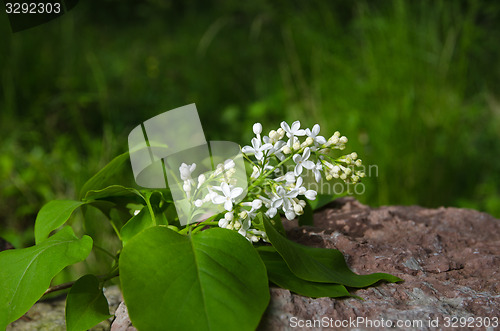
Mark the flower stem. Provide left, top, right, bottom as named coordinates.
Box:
left=43, top=267, right=120, bottom=296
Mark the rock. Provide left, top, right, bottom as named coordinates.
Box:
left=111, top=302, right=137, bottom=331
left=259, top=198, right=500, bottom=330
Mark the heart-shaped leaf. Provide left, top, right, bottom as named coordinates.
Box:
left=264, top=218, right=402, bottom=287
left=0, top=226, right=93, bottom=329
left=258, top=247, right=351, bottom=298
left=34, top=200, right=86, bottom=244
left=65, top=274, right=113, bottom=331
left=120, top=226, right=270, bottom=331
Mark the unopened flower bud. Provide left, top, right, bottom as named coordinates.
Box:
left=269, top=130, right=278, bottom=141
left=324, top=161, right=334, bottom=170
left=252, top=199, right=262, bottom=210
left=214, top=164, right=224, bottom=175
left=294, top=203, right=303, bottom=215
left=282, top=146, right=292, bottom=154
left=305, top=189, right=317, bottom=200
left=329, top=136, right=339, bottom=145
left=197, top=175, right=206, bottom=189
left=224, top=159, right=235, bottom=170
left=219, top=218, right=229, bottom=228
left=253, top=123, right=262, bottom=135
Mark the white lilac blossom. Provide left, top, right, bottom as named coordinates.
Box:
left=281, top=120, right=306, bottom=138
left=292, top=147, right=315, bottom=176
left=179, top=121, right=365, bottom=242
left=212, top=182, right=243, bottom=211
left=311, top=160, right=323, bottom=182
left=272, top=185, right=299, bottom=220
left=241, top=137, right=272, bottom=161
left=305, top=124, right=327, bottom=150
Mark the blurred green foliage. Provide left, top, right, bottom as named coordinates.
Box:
left=1, top=0, right=500, bottom=249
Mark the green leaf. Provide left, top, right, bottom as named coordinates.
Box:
left=263, top=218, right=402, bottom=287
left=80, top=152, right=130, bottom=199
left=120, top=227, right=270, bottom=331
left=34, top=200, right=86, bottom=244
left=65, top=274, right=113, bottom=331
left=165, top=203, right=179, bottom=224
left=83, top=185, right=144, bottom=202
left=271, top=213, right=287, bottom=236
left=258, top=247, right=351, bottom=298
left=83, top=185, right=146, bottom=224
left=253, top=212, right=286, bottom=236
left=297, top=200, right=314, bottom=226
left=0, top=227, right=93, bottom=329
left=119, top=208, right=154, bottom=245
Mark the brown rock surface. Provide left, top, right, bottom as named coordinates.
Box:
left=259, top=198, right=500, bottom=330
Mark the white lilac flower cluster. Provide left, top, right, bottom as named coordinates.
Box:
left=178, top=159, right=241, bottom=210
left=178, top=121, right=365, bottom=242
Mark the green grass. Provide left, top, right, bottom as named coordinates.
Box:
left=1, top=0, right=500, bottom=249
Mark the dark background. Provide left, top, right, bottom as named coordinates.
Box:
left=1, top=0, right=500, bottom=248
